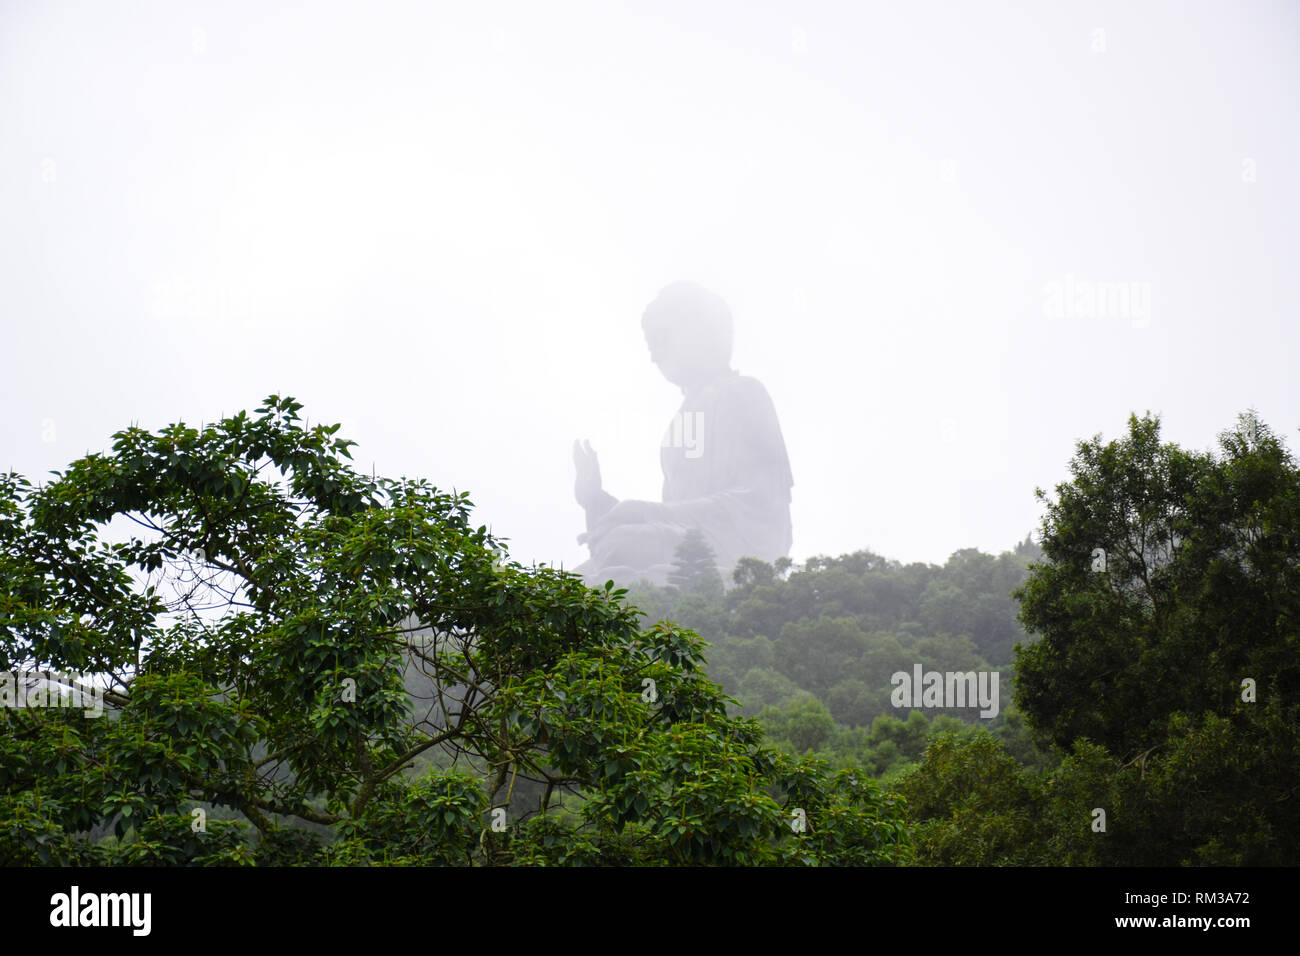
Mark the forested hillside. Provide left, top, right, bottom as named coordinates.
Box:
left=624, top=535, right=1044, bottom=777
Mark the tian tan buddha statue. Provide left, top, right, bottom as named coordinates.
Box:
left=572, top=282, right=793, bottom=588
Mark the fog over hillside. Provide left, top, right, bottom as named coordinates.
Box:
left=3, top=1, right=1297, bottom=573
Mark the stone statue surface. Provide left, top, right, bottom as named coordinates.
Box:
left=573, top=282, right=793, bottom=588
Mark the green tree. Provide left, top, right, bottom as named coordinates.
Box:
left=895, top=730, right=1041, bottom=865
left=668, top=528, right=724, bottom=597
left=0, top=397, right=911, bottom=866
left=731, top=556, right=776, bottom=590
left=1008, top=410, right=1300, bottom=864
left=1016, top=411, right=1298, bottom=756
left=780, top=697, right=837, bottom=754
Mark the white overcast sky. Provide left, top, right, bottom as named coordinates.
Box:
left=3, top=0, right=1298, bottom=571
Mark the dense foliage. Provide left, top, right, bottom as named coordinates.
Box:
left=3, top=399, right=1292, bottom=866
left=623, top=535, right=1043, bottom=777
left=0, top=397, right=910, bottom=866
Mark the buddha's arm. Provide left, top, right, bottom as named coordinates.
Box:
left=657, top=483, right=783, bottom=527
left=582, top=489, right=618, bottom=531
left=573, top=439, right=618, bottom=534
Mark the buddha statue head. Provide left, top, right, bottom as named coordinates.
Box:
left=640, top=281, right=734, bottom=390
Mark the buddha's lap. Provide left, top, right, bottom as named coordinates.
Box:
left=591, top=520, right=686, bottom=566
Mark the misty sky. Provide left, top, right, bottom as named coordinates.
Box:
left=3, top=0, right=1298, bottom=572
